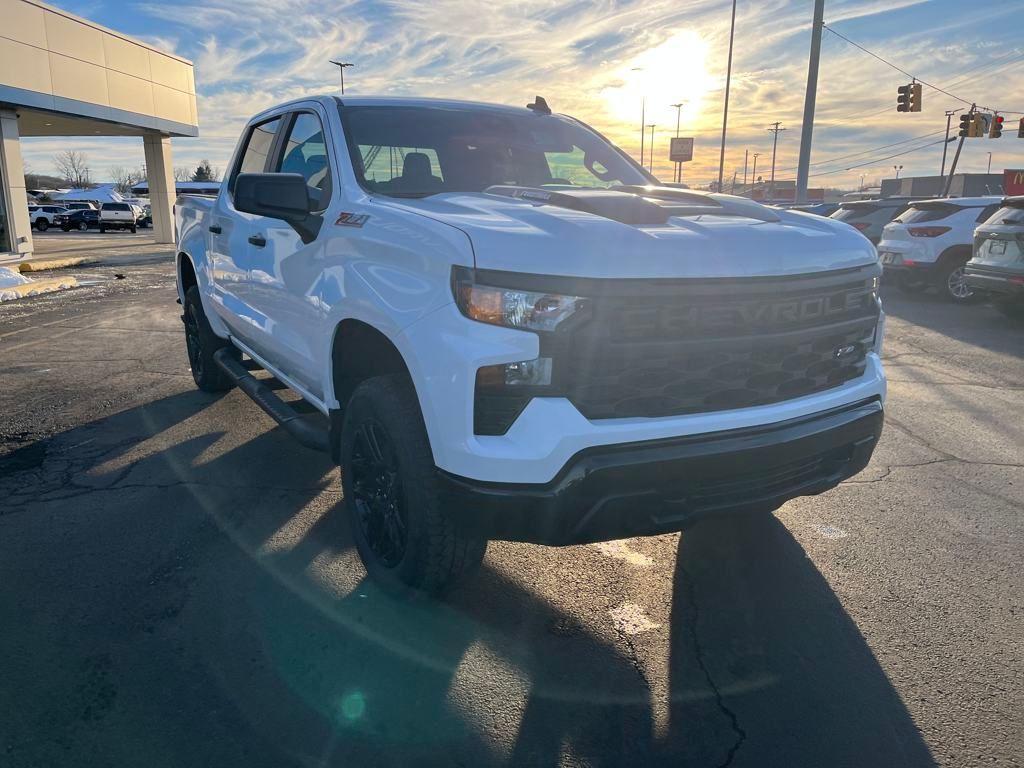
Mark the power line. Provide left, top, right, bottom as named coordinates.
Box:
left=805, top=138, right=948, bottom=178
left=822, top=24, right=1023, bottom=115
left=775, top=129, right=946, bottom=174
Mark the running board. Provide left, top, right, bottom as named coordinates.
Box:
left=213, top=348, right=329, bottom=453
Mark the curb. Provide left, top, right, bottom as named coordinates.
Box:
left=0, top=276, right=79, bottom=302
left=18, top=256, right=98, bottom=272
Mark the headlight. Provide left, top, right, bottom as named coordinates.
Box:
left=453, top=270, right=584, bottom=332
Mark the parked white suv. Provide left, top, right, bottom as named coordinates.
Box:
left=877, top=197, right=1002, bottom=301
left=99, top=202, right=138, bottom=233
left=175, top=95, right=886, bottom=593
left=29, top=205, right=69, bottom=232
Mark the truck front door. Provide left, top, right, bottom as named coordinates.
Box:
left=241, top=109, right=334, bottom=399
left=208, top=115, right=283, bottom=344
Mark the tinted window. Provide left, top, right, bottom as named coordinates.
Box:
left=275, top=112, right=332, bottom=210
left=233, top=117, right=282, bottom=191
left=984, top=205, right=1024, bottom=225
left=341, top=105, right=649, bottom=198
left=893, top=203, right=959, bottom=224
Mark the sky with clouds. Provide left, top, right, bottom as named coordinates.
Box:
left=20, top=0, right=1024, bottom=190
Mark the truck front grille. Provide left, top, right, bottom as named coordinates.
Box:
left=472, top=265, right=881, bottom=435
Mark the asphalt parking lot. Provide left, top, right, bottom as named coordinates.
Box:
left=1, top=256, right=1021, bottom=767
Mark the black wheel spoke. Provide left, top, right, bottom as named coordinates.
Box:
left=350, top=419, right=407, bottom=567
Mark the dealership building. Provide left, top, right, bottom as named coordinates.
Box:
left=0, top=0, right=197, bottom=261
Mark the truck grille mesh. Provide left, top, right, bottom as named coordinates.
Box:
left=557, top=271, right=879, bottom=422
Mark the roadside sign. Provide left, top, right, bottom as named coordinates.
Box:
left=1005, top=169, right=1024, bottom=196
left=669, top=137, right=694, bottom=163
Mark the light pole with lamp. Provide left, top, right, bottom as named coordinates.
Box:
left=893, top=164, right=903, bottom=180
left=670, top=102, right=685, bottom=183
left=330, top=61, right=353, bottom=95
left=646, top=124, right=656, bottom=175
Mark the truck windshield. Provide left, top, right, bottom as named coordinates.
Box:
left=339, top=105, right=651, bottom=198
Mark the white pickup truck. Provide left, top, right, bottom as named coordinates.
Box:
left=175, top=95, right=886, bottom=593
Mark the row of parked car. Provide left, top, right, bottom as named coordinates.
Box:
left=812, top=195, right=1023, bottom=318
left=27, top=201, right=152, bottom=233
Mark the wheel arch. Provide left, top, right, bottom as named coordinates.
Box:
left=327, top=318, right=422, bottom=463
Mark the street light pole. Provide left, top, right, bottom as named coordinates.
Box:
left=940, top=109, right=956, bottom=178
left=751, top=152, right=760, bottom=191
left=717, top=0, right=737, bottom=193
left=795, top=0, right=825, bottom=203
left=893, top=164, right=903, bottom=180
left=743, top=149, right=748, bottom=189
left=330, top=60, right=353, bottom=95
left=632, top=68, right=645, bottom=167
left=987, top=152, right=993, bottom=174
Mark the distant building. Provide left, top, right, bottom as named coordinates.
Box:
left=880, top=174, right=1004, bottom=199
left=132, top=180, right=221, bottom=197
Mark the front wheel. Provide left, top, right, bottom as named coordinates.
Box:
left=77, top=221, right=88, bottom=232
left=340, top=376, right=486, bottom=595
left=183, top=286, right=237, bottom=392
left=35, top=219, right=49, bottom=232
left=99, top=225, right=106, bottom=233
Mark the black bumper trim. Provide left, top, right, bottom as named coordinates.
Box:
left=439, top=398, right=883, bottom=545
left=964, top=267, right=1024, bottom=297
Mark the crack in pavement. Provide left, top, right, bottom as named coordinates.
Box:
left=677, top=562, right=746, bottom=768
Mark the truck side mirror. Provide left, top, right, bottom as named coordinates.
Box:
left=234, top=173, right=322, bottom=244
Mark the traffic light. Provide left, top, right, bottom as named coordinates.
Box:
left=897, top=85, right=912, bottom=112
left=977, top=113, right=992, bottom=137
left=959, top=112, right=974, bottom=137
left=990, top=114, right=1004, bottom=138
left=1019, top=117, right=1024, bottom=138
left=909, top=83, right=922, bottom=112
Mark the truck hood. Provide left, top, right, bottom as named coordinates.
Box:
left=382, top=189, right=877, bottom=279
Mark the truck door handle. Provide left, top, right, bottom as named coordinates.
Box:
left=208, top=224, right=222, bottom=234
left=248, top=235, right=267, bottom=247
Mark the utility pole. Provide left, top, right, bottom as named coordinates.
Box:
left=647, top=124, right=656, bottom=174
left=767, top=122, right=786, bottom=202
left=987, top=152, right=993, bottom=174
left=940, top=109, right=956, bottom=178
left=743, top=149, right=749, bottom=188
left=330, top=60, right=353, bottom=95
left=717, top=0, right=737, bottom=193
left=671, top=102, right=685, bottom=183
left=795, top=0, right=825, bottom=203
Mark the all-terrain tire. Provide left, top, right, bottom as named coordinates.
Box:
left=340, top=376, right=486, bottom=595
left=183, top=285, right=237, bottom=392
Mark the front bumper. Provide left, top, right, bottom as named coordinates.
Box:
left=438, top=397, right=883, bottom=545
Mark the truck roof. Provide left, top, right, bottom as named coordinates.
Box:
left=250, top=94, right=551, bottom=122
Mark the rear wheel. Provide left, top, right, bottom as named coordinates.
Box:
left=130, top=224, right=137, bottom=233
left=183, top=285, right=237, bottom=392
left=99, top=225, right=106, bottom=233
left=77, top=221, right=88, bottom=232
left=938, top=256, right=975, bottom=303
left=35, top=219, right=49, bottom=232
left=340, top=376, right=486, bottom=595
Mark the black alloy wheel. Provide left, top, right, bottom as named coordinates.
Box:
left=350, top=420, right=408, bottom=568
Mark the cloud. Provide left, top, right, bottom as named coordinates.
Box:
left=22, top=0, right=1024, bottom=188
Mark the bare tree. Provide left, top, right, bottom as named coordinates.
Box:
left=54, top=150, right=92, bottom=188
left=110, top=165, right=146, bottom=195
left=174, top=166, right=193, bottom=183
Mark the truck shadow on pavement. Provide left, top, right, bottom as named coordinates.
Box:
left=0, top=390, right=934, bottom=767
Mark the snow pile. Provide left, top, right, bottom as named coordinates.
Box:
left=0, top=266, right=77, bottom=302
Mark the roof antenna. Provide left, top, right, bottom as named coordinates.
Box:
left=527, top=96, right=551, bottom=115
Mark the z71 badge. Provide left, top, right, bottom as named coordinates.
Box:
left=335, top=212, right=370, bottom=227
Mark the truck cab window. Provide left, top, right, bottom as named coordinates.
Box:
left=232, top=117, right=282, bottom=193
left=276, top=112, right=332, bottom=211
